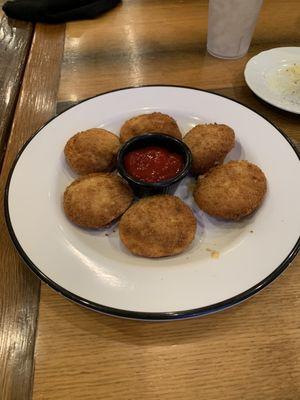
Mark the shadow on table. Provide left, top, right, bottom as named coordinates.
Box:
left=52, top=286, right=277, bottom=347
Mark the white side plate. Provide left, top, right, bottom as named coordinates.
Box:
left=244, top=47, right=300, bottom=114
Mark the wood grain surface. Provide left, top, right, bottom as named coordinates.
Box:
left=0, top=11, right=33, bottom=170
left=0, top=0, right=298, bottom=399
left=58, top=0, right=300, bottom=102
left=29, top=0, right=300, bottom=399
left=0, top=24, right=65, bottom=400
left=34, top=260, right=300, bottom=400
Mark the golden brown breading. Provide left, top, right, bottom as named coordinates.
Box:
left=183, top=123, right=235, bottom=175
left=63, top=173, right=133, bottom=228
left=194, top=161, right=267, bottom=220
left=120, top=112, right=182, bottom=143
left=119, top=195, right=196, bottom=257
left=64, top=128, right=120, bottom=175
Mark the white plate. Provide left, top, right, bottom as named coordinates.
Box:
left=5, top=86, right=300, bottom=320
left=244, top=47, right=300, bottom=114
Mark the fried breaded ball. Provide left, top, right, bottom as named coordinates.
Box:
left=120, top=112, right=182, bottom=143
left=194, top=161, right=267, bottom=220
left=64, top=128, right=120, bottom=175
left=119, top=195, right=196, bottom=257
left=63, top=173, right=133, bottom=228
left=183, top=123, right=235, bottom=175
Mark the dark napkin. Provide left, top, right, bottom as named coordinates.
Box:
left=2, top=0, right=121, bottom=23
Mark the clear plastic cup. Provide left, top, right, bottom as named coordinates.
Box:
left=207, top=0, right=263, bottom=59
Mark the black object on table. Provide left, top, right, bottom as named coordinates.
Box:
left=2, top=0, right=121, bottom=23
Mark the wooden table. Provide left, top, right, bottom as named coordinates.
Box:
left=1, top=1, right=299, bottom=399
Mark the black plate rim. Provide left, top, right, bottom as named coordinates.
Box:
left=4, top=84, right=300, bottom=320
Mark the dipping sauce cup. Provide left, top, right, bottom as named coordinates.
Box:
left=117, top=133, right=192, bottom=197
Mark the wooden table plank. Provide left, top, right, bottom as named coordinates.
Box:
left=0, top=12, right=33, bottom=170
left=34, top=258, right=300, bottom=400
left=0, top=23, right=65, bottom=400
left=31, top=0, right=300, bottom=399
left=57, top=0, right=300, bottom=102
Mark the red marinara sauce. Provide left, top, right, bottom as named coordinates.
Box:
left=124, top=146, right=184, bottom=183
